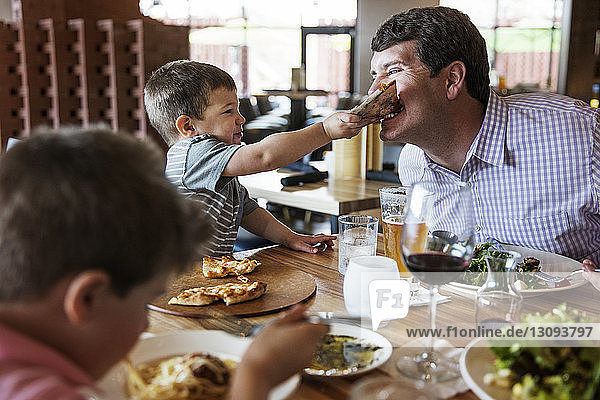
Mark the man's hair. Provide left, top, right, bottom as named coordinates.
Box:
left=371, top=6, right=490, bottom=106
left=0, top=127, right=210, bottom=301
left=144, top=60, right=237, bottom=146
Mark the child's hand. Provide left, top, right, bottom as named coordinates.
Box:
left=283, top=232, right=336, bottom=253
left=233, top=305, right=328, bottom=397
left=322, top=111, right=365, bottom=140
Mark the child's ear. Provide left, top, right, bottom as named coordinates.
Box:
left=63, top=271, right=110, bottom=324
left=175, top=115, right=197, bottom=138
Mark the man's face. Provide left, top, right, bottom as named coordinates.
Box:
left=369, top=41, right=445, bottom=143
left=193, top=87, right=246, bottom=145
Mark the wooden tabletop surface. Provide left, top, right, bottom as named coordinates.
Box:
left=239, top=170, right=391, bottom=216
left=146, top=236, right=600, bottom=399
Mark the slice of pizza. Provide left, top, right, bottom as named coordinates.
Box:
left=208, top=281, right=267, bottom=306
left=167, top=287, right=220, bottom=306
left=202, top=255, right=261, bottom=278
left=168, top=281, right=267, bottom=307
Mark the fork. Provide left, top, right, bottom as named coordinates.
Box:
left=534, top=268, right=600, bottom=283
left=533, top=270, right=569, bottom=283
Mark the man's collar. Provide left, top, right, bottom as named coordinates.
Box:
left=469, top=90, right=508, bottom=167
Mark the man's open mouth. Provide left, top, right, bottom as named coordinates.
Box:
left=381, top=104, right=405, bottom=121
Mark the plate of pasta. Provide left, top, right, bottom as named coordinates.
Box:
left=96, top=330, right=300, bottom=400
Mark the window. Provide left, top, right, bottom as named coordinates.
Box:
left=440, top=0, right=563, bottom=93
left=140, top=0, right=356, bottom=101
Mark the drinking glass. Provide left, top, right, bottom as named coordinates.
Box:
left=475, top=251, right=523, bottom=329
left=379, top=186, right=412, bottom=277
left=349, top=376, right=434, bottom=400
left=396, top=181, right=475, bottom=383
left=337, top=215, right=378, bottom=275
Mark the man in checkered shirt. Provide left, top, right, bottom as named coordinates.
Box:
left=368, top=6, right=600, bottom=269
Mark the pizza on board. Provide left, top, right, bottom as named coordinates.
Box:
left=168, top=281, right=267, bottom=306
left=201, top=255, right=261, bottom=278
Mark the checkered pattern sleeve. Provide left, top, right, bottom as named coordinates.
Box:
left=397, top=90, right=600, bottom=264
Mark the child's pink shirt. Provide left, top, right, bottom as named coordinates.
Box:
left=0, top=323, right=96, bottom=400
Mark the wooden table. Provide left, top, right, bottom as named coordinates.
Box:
left=146, top=237, right=600, bottom=399
left=261, top=89, right=329, bottom=130
left=239, top=170, right=391, bottom=233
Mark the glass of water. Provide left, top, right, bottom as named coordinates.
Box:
left=337, top=215, right=378, bottom=275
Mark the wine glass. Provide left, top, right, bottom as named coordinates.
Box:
left=396, top=181, right=475, bottom=383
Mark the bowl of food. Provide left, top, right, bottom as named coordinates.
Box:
left=460, top=304, right=600, bottom=399
left=304, top=323, right=393, bottom=377
left=97, top=330, right=299, bottom=400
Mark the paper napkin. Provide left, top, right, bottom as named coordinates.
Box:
left=410, top=286, right=451, bottom=307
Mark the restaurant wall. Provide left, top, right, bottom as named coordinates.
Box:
left=355, top=0, right=438, bottom=95
left=0, top=0, right=188, bottom=151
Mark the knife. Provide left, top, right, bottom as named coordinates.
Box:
left=304, top=312, right=365, bottom=325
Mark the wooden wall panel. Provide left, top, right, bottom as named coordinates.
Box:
left=93, top=19, right=118, bottom=130
left=0, top=21, right=25, bottom=149
left=1, top=1, right=190, bottom=151
left=19, top=20, right=56, bottom=130
left=139, top=18, right=189, bottom=149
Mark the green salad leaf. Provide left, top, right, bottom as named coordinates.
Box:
left=488, top=304, right=600, bottom=399
left=462, top=242, right=544, bottom=289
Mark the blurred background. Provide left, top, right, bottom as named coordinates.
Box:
left=0, top=0, right=598, bottom=151
left=0, top=0, right=598, bottom=240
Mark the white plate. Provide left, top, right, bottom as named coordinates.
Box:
left=97, top=330, right=299, bottom=400
left=459, top=338, right=510, bottom=400
left=304, top=322, right=393, bottom=377
left=449, top=244, right=587, bottom=296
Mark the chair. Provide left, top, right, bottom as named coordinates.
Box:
left=239, top=97, right=290, bottom=144
left=256, top=95, right=290, bottom=119
left=233, top=227, right=275, bottom=251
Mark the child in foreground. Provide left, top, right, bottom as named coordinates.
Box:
left=144, top=60, right=369, bottom=256
left=0, top=128, right=327, bottom=400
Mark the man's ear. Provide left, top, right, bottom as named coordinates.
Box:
left=445, top=61, right=466, bottom=100
left=63, top=271, right=110, bottom=325
left=175, top=115, right=197, bottom=138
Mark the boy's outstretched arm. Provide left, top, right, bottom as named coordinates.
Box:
left=228, top=305, right=328, bottom=400
left=223, top=112, right=366, bottom=177
left=241, top=207, right=335, bottom=253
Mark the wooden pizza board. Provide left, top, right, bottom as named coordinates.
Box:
left=148, top=257, right=317, bottom=317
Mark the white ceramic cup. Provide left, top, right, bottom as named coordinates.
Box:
left=343, top=255, right=400, bottom=317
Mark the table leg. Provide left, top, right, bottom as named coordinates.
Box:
left=290, top=98, right=307, bottom=130
left=330, top=215, right=338, bottom=234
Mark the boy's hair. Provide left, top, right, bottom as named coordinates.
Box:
left=144, top=60, right=237, bottom=146
left=371, top=6, right=490, bottom=107
left=0, top=127, right=210, bottom=302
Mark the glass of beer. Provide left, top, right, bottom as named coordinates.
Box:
left=379, top=186, right=412, bottom=276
